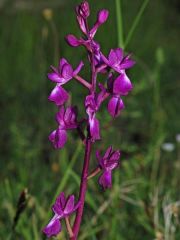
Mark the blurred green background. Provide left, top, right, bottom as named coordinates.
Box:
left=0, top=0, right=179, bottom=239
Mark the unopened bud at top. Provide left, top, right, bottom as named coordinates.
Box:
left=98, top=9, right=109, bottom=24
left=76, top=1, right=90, bottom=19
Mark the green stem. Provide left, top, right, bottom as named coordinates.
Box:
left=124, top=0, right=149, bottom=49
left=115, top=0, right=124, bottom=48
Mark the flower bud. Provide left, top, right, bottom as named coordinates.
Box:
left=76, top=1, right=90, bottom=19
left=66, top=34, right=80, bottom=47
left=98, top=9, right=109, bottom=24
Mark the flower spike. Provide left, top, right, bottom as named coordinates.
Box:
left=44, top=1, right=135, bottom=239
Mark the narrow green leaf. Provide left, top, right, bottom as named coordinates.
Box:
left=115, top=0, right=124, bottom=48
left=124, top=0, right=150, bottom=48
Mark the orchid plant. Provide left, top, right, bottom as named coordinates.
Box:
left=43, top=1, right=135, bottom=239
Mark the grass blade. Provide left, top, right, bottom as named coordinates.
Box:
left=124, top=0, right=150, bottom=48
left=115, top=0, right=124, bottom=48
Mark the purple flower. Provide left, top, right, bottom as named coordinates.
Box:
left=85, top=94, right=100, bottom=142
left=85, top=87, right=106, bottom=141
left=90, top=9, right=109, bottom=38
left=49, top=106, right=78, bottom=149
left=66, top=35, right=104, bottom=70
left=48, top=58, right=84, bottom=106
left=43, top=192, right=80, bottom=238
left=108, top=96, right=125, bottom=118
left=66, top=8, right=109, bottom=71
left=107, top=72, right=132, bottom=117
left=112, top=71, right=133, bottom=95
left=45, top=1, right=135, bottom=239
left=96, top=146, right=120, bottom=189
left=102, top=48, right=135, bottom=73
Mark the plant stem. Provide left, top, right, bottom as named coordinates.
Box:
left=87, top=167, right=101, bottom=180
left=115, top=0, right=124, bottom=48
left=71, top=20, right=96, bottom=239
left=65, top=217, right=74, bottom=238
left=74, top=75, right=91, bottom=89
left=71, top=138, right=92, bottom=240
left=124, top=0, right=149, bottom=49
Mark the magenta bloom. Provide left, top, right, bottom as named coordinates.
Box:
left=66, top=7, right=109, bottom=71
left=102, top=48, right=135, bottom=73
left=49, top=106, right=78, bottom=149
left=96, top=146, right=120, bottom=189
left=85, top=87, right=106, bottom=141
left=90, top=9, right=109, bottom=38
left=85, top=94, right=100, bottom=141
left=44, top=1, right=135, bottom=238
left=107, top=71, right=133, bottom=117
left=108, top=96, right=125, bottom=117
left=48, top=58, right=83, bottom=106
left=43, top=192, right=80, bottom=238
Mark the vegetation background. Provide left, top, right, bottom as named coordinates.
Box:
left=0, top=0, right=179, bottom=239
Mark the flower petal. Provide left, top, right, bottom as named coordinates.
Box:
left=66, top=34, right=81, bottom=47
left=104, top=146, right=113, bottom=159
left=61, top=63, right=73, bottom=81
left=108, top=48, right=123, bottom=66
left=113, top=73, right=133, bottom=95
left=73, top=61, right=84, bottom=76
left=121, top=55, right=136, bottom=69
left=108, top=96, right=125, bottom=118
left=98, top=146, right=112, bottom=168
left=64, top=195, right=75, bottom=215
left=89, top=116, right=100, bottom=141
left=90, top=10, right=109, bottom=38
left=59, top=58, right=68, bottom=70
left=116, top=48, right=124, bottom=62
left=106, top=151, right=120, bottom=170
left=56, top=106, right=65, bottom=126
left=52, top=192, right=66, bottom=215
left=110, top=150, right=121, bottom=162
left=98, top=9, right=109, bottom=24
left=43, top=216, right=61, bottom=238
left=48, top=85, right=69, bottom=106
left=77, top=15, right=87, bottom=35
left=63, top=107, right=77, bottom=129
left=96, top=84, right=107, bottom=107
left=99, top=170, right=112, bottom=189
left=49, top=129, right=67, bottom=149
left=48, top=72, right=63, bottom=83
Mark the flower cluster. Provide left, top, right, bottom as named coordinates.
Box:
left=44, top=1, right=135, bottom=238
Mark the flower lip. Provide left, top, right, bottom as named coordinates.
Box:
left=108, top=96, right=125, bottom=118
left=48, top=85, right=69, bottom=106
left=43, top=216, right=61, bottom=238
left=113, top=72, right=133, bottom=96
